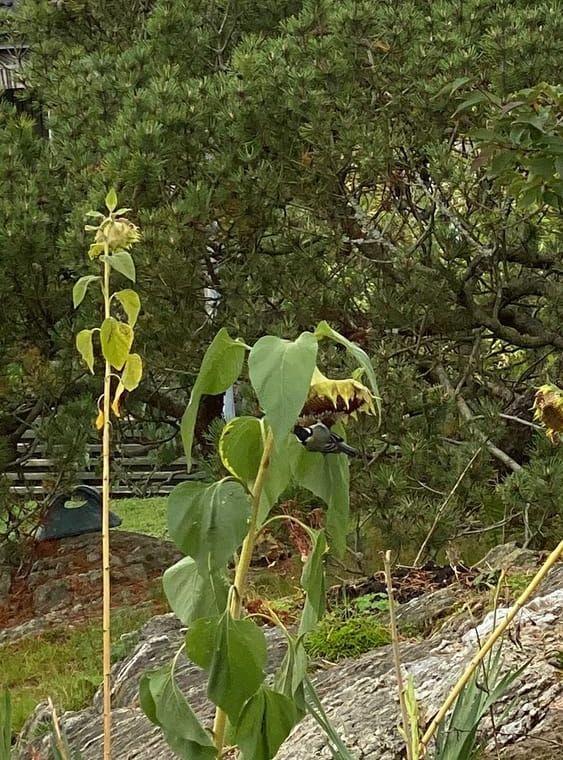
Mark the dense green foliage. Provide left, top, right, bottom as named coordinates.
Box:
left=1, top=0, right=562, bottom=559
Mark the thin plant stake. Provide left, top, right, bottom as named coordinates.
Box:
left=420, top=538, right=563, bottom=752
left=74, top=191, right=143, bottom=759
left=101, top=252, right=112, bottom=759
left=384, top=550, right=415, bottom=760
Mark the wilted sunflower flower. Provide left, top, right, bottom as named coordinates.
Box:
left=88, top=218, right=141, bottom=258
left=299, top=367, right=375, bottom=424
left=533, top=383, right=563, bottom=444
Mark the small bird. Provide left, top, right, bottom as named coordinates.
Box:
left=293, top=422, right=359, bottom=457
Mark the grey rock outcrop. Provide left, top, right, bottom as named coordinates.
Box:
left=476, top=542, right=539, bottom=571
left=17, top=565, right=563, bottom=759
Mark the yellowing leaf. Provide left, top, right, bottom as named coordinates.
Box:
left=121, top=353, right=143, bottom=391
left=76, top=329, right=95, bottom=373
left=112, top=382, right=125, bottom=417
left=87, top=242, right=105, bottom=259
left=95, top=409, right=104, bottom=429
left=72, top=275, right=100, bottom=309
left=115, top=289, right=141, bottom=326
left=219, top=417, right=263, bottom=485
left=102, top=251, right=136, bottom=282
left=100, top=317, right=133, bottom=370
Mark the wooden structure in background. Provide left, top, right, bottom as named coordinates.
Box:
left=6, top=430, right=198, bottom=497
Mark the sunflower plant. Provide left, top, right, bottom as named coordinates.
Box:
left=533, top=384, right=563, bottom=444
left=141, top=322, right=379, bottom=759
left=74, top=189, right=143, bottom=760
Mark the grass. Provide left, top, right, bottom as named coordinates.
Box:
left=1, top=496, right=169, bottom=541
left=0, top=606, right=156, bottom=735
left=505, top=570, right=535, bottom=598
left=305, top=611, right=390, bottom=661
left=305, top=595, right=392, bottom=662
left=112, top=496, right=168, bottom=539
left=0, top=497, right=168, bottom=736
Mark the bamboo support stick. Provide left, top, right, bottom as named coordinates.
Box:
left=420, top=538, right=563, bottom=752
left=102, top=256, right=112, bottom=760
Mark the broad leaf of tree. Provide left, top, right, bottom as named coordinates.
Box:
left=102, top=251, right=136, bottom=282
left=207, top=613, right=267, bottom=722
left=315, top=321, right=381, bottom=421
left=181, top=328, right=247, bottom=471
left=121, top=352, right=143, bottom=390
left=115, top=288, right=141, bottom=326
left=167, top=480, right=250, bottom=572
left=163, top=557, right=228, bottom=626
left=139, top=665, right=216, bottom=759
left=72, top=275, right=100, bottom=308
left=235, top=686, right=297, bottom=760
left=219, top=416, right=263, bottom=486
left=100, top=316, right=133, bottom=370
left=258, top=433, right=292, bottom=525
left=185, top=616, right=219, bottom=671
left=248, top=332, right=318, bottom=444
left=76, top=329, right=95, bottom=374
left=273, top=637, right=307, bottom=716
left=289, top=434, right=350, bottom=557
left=298, top=529, right=327, bottom=635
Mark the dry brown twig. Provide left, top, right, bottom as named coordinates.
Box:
left=383, top=550, right=414, bottom=760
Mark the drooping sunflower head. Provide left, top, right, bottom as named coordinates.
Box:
left=299, top=367, right=375, bottom=425
left=89, top=218, right=141, bottom=258
left=533, top=383, right=563, bottom=444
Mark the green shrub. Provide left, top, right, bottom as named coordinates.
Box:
left=505, top=571, right=535, bottom=598
left=305, top=611, right=390, bottom=661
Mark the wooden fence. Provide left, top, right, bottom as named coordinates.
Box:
left=6, top=431, right=198, bottom=497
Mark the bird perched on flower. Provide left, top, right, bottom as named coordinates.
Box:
left=293, top=366, right=377, bottom=456
left=293, top=422, right=359, bottom=456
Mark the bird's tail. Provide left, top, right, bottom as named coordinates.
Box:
left=336, top=440, right=359, bottom=457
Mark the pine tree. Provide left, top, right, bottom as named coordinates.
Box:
left=1, top=0, right=561, bottom=554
